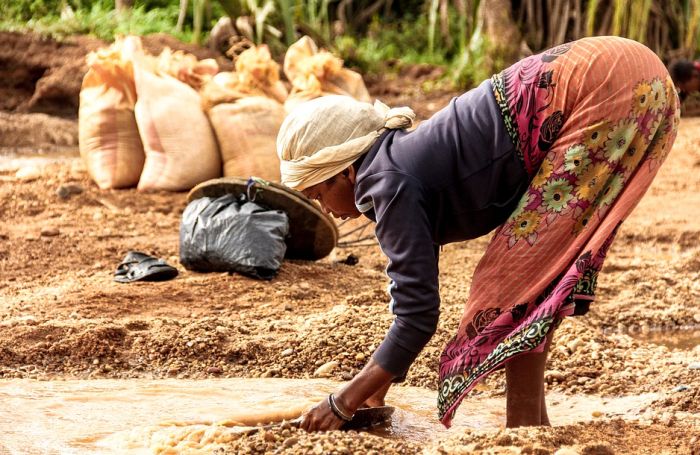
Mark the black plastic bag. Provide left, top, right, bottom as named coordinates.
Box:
left=179, top=193, right=289, bottom=280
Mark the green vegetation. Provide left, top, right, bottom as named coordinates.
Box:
left=2, top=0, right=700, bottom=89
left=0, top=0, right=199, bottom=42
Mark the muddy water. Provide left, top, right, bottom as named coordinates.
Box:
left=0, top=378, right=659, bottom=454
left=0, top=150, right=79, bottom=172
left=626, top=327, right=700, bottom=350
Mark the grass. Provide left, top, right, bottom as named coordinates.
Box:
left=5, top=0, right=697, bottom=91
left=0, top=1, right=227, bottom=43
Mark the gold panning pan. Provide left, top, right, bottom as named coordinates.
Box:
left=187, top=177, right=338, bottom=260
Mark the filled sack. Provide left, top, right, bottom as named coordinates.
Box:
left=200, top=45, right=287, bottom=181
left=179, top=193, right=289, bottom=280
left=78, top=36, right=145, bottom=189
left=133, top=53, right=221, bottom=191
left=283, top=36, right=370, bottom=112
left=208, top=97, right=286, bottom=180
left=156, top=48, right=219, bottom=90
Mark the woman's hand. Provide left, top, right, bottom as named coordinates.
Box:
left=299, top=396, right=345, bottom=432
left=300, top=358, right=396, bottom=432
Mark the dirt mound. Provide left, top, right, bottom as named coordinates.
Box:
left=216, top=423, right=418, bottom=455
left=432, top=420, right=700, bottom=454
left=0, top=31, right=232, bottom=118
left=0, top=111, right=78, bottom=149
left=0, top=32, right=101, bottom=116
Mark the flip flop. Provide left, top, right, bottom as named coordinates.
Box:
left=114, top=251, right=179, bottom=283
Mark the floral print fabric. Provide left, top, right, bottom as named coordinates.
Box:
left=437, top=37, right=680, bottom=427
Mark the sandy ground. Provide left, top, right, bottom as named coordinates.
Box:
left=1, top=32, right=699, bottom=455
left=1, top=118, right=698, bottom=453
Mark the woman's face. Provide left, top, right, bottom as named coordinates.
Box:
left=302, top=167, right=362, bottom=220
left=679, top=71, right=700, bottom=100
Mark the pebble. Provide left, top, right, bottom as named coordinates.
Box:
left=694, top=314, right=700, bottom=323
left=688, top=362, right=700, bottom=370
left=554, top=448, right=581, bottom=455
left=660, top=412, right=674, bottom=426
left=281, top=348, right=293, bottom=357
left=40, top=227, right=60, bottom=237
left=56, top=184, right=83, bottom=200
left=313, top=361, right=339, bottom=378
left=673, top=385, right=690, bottom=392
left=567, top=338, right=583, bottom=353
left=207, top=366, right=223, bottom=374
left=591, top=410, right=603, bottom=417
left=545, top=370, right=565, bottom=382
left=15, top=166, right=41, bottom=182
left=282, top=436, right=298, bottom=448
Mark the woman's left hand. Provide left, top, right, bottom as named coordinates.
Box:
left=300, top=358, right=396, bottom=432
left=300, top=396, right=346, bottom=432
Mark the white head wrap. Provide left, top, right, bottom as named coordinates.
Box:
left=277, top=95, right=415, bottom=190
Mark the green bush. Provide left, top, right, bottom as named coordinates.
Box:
left=0, top=2, right=192, bottom=41
left=333, top=12, right=459, bottom=74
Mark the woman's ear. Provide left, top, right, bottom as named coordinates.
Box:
left=344, top=166, right=357, bottom=185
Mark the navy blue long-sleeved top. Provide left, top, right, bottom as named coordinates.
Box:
left=354, top=80, right=527, bottom=377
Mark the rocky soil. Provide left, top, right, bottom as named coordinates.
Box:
left=0, top=31, right=698, bottom=455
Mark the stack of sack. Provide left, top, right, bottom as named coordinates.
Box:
left=79, top=35, right=371, bottom=191
left=79, top=36, right=220, bottom=191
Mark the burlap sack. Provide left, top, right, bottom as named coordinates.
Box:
left=209, top=97, right=285, bottom=180
left=78, top=37, right=145, bottom=189
left=283, top=36, right=370, bottom=112
left=200, top=45, right=287, bottom=181
left=156, top=48, right=219, bottom=90
left=133, top=57, right=221, bottom=192
left=200, top=45, right=288, bottom=110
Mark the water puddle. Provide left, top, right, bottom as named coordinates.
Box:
left=0, top=378, right=658, bottom=454
left=626, top=326, right=700, bottom=350
left=0, top=149, right=79, bottom=172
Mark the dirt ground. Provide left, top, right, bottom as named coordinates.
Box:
left=1, top=32, right=699, bottom=454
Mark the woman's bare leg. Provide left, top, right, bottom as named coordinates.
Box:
left=539, top=382, right=550, bottom=425
left=505, top=330, right=554, bottom=428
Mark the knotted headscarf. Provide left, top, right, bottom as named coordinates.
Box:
left=277, top=95, right=415, bottom=190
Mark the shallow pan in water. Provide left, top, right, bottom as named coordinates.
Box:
left=239, top=406, right=395, bottom=435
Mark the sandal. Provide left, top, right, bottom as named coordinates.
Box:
left=114, top=251, right=179, bottom=283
